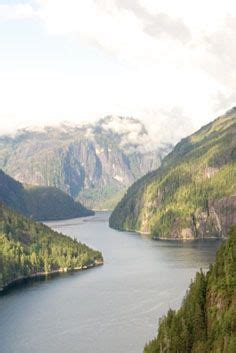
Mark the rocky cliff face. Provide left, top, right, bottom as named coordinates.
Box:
left=110, top=109, right=236, bottom=239
left=0, top=116, right=171, bottom=209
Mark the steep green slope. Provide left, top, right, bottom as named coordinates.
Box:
left=110, top=109, right=236, bottom=239
left=144, top=226, right=236, bottom=353
left=0, top=203, right=103, bottom=291
left=0, top=170, right=94, bottom=221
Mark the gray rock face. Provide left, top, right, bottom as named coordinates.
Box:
left=0, top=116, right=171, bottom=209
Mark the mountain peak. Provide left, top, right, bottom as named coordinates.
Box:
left=224, top=106, right=236, bottom=116
left=0, top=117, right=171, bottom=210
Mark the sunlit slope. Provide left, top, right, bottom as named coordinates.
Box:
left=0, top=203, right=102, bottom=291
left=110, top=109, right=236, bottom=239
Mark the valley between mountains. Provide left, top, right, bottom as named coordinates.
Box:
left=0, top=109, right=235, bottom=353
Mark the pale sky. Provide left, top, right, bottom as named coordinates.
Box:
left=1, top=0, right=236, bottom=144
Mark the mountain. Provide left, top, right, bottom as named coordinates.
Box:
left=110, top=109, right=236, bottom=239
left=144, top=226, right=236, bottom=353
left=0, top=203, right=103, bottom=291
left=0, top=169, right=94, bottom=221
left=0, top=116, right=171, bottom=210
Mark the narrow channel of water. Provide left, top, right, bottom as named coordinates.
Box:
left=0, top=212, right=221, bottom=353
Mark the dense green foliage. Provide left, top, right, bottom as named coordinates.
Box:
left=79, top=186, right=127, bottom=210
left=0, top=169, right=94, bottom=221
left=0, top=203, right=103, bottom=290
left=144, top=226, right=236, bottom=353
left=110, top=109, right=236, bottom=238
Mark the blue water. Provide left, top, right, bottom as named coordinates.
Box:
left=0, top=212, right=221, bottom=353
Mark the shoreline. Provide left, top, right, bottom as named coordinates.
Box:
left=0, top=260, right=103, bottom=293
left=111, top=226, right=224, bottom=241
left=151, top=235, right=225, bottom=241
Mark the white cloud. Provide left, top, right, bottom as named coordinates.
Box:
left=1, top=0, right=236, bottom=142
left=0, top=4, right=37, bottom=21
left=35, top=1, right=236, bottom=117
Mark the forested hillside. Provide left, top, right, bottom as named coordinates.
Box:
left=144, top=226, right=236, bottom=353
left=110, top=109, right=236, bottom=239
left=0, top=203, right=103, bottom=291
left=0, top=170, right=94, bottom=220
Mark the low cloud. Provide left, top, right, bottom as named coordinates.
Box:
left=1, top=1, right=236, bottom=138
left=113, top=0, right=191, bottom=43
left=0, top=4, right=37, bottom=21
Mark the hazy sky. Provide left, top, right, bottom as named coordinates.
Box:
left=1, top=0, right=236, bottom=141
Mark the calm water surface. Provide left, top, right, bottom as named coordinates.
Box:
left=0, top=212, right=221, bottom=353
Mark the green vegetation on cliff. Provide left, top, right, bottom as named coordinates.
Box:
left=110, top=109, right=236, bottom=238
left=0, top=169, right=94, bottom=221
left=0, top=203, right=103, bottom=290
left=144, top=226, right=236, bottom=353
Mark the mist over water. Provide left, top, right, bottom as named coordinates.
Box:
left=0, top=212, right=221, bottom=353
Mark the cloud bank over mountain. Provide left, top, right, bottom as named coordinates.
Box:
left=1, top=0, right=236, bottom=139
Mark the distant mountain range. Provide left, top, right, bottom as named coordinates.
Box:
left=0, top=116, right=171, bottom=210
left=110, top=108, right=236, bottom=239
left=0, top=169, right=94, bottom=221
